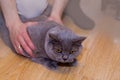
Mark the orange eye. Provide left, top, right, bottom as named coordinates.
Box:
left=71, top=50, right=75, bottom=54
left=55, top=49, right=62, bottom=53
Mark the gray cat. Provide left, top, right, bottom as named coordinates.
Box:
left=0, top=14, right=86, bottom=69
left=28, top=21, right=86, bottom=69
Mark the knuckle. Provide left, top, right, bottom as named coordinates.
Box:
left=21, top=42, right=27, bottom=47
left=29, top=43, right=33, bottom=48
left=17, top=35, right=22, bottom=40
left=22, top=31, right=27, bottom=35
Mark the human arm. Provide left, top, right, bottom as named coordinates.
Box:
left=0, top=0, right=35, bottom=57
left=48, top=0, right=69, bottom=24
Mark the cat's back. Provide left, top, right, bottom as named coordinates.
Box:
left=27, top=21, right=58, bottom=56
left=27, top=21, right=58, bottom=42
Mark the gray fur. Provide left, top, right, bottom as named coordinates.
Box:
left=27, top=20, right=86, bottom=69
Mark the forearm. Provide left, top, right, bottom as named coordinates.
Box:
left=0, top=0, right=21, bottom=28
left=50, top=0, right=69, bottom=19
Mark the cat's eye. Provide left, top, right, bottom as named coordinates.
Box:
left=70, top=50, right=76, bottom=54
left=55, top=48, right=62, bottom=53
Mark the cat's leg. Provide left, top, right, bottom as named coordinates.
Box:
left=64, top=0, right=95, bottom=30
left=31, top=57, right=58, bottom=70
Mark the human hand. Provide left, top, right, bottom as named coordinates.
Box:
left=8, top=21, right=37, bottom=57
left=47, top=16, right=63, bottom=25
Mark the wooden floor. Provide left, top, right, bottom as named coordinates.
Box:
left=0, top=0, right=120, bottom=80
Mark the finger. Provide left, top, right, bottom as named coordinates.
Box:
left=18, top=36, right=33, bottom=57
left=23, top=32, right=35, bottom=50
left=13, top=43, right=19, bottom=53
left=14, top=41, right=24, bottom=56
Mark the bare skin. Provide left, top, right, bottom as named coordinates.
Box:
left=0, top=0, right=69, bottom=57
left=49, top=0, right=69, bottom=25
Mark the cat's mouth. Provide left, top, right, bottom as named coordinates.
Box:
left=57, top=59, right=76, bottom=66
left=57, top=62, right=73, bottom=67
left=56, top=58, right=75, bottom=63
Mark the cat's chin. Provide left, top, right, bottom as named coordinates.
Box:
left=57, top=59, right=77, bottom=67
left=55, top=58, right=75, bottom=63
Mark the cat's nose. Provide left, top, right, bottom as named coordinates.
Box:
left=63, top=55, right=68, bottom=61
left=63, top=58, right=67, bottom=61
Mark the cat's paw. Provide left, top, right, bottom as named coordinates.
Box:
left=47, top=61, right=58, bottom=70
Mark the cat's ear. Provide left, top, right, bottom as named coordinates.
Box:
left=73, top=36, right=86, bottom=45
left=49, top=33, right=59, bottom=41
left=79, top=36, right=86, bottom=42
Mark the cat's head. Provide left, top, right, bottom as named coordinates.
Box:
left=45, top=27, right=86, bottom=63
